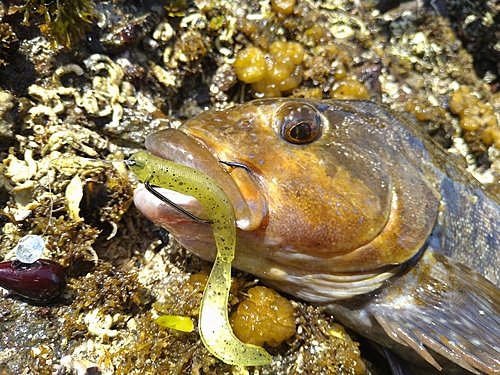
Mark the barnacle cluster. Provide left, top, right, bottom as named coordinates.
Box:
left=27, top=64, right=83, bottom=122
left=150, top=13, right=210, bottom=89
left=299, top=40, right=371, bottom=100
left=11, top=0, right=95, bottom=49
left=405, top=96, right=447, bottom=122
left=75, top=54, right=134, bottom=130
left=292, top=306, right=367, bottom=375
left=59, top=259, right=216, bottom=374
left=1, top=149, right=132, bottom=263
left=0, top=89, right=14, bottom=140
left=26, top=54, right=147, bottom=133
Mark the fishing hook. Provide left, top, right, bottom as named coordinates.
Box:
left=144, top=177, right=213, bottom=224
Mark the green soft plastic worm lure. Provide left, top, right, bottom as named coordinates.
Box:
left=127, top=151, right=272, bottom=366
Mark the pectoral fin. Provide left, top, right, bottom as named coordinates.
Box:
left=370, top=250, right=500, bottom=375
left=382, top=346, right=418, bottom=375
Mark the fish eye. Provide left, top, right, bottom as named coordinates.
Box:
left=276, top=103, right=322, bottom=144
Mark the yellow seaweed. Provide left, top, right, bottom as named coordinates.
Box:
left=127, top=151, right=272, bottom=366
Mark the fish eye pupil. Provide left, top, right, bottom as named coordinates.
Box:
left=289, top=122, right=312, bottom=141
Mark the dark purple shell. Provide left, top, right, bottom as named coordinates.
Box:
left=0, top=259, right=67, bottom=301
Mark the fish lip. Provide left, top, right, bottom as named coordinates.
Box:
left=180, top=132, right=269, bottom=231
left=134, top=187, right=210, bottom=224
left=143, top=129, right=268, bottom=230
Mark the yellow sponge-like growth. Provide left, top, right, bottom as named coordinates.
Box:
left=450, top=86, right=500, bottom=148
left=230, top=286, right=296, bottom=347
left=233, top=46, right=267, bottom=84
left=234, top=41, right=305, bottom=98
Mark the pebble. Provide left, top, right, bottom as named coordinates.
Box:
left=15, top=235, right=45, bottom=264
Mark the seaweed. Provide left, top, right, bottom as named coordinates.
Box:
left=11, top=0, right=96, bottom=49
left=0, top=23, right=17, bottom=65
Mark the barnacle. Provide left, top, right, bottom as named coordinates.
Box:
left=11, top=0, right=96, bottom=49
left=42, top=128, right=106, bottom=157
left=160, top=13, right=209, bottom=71
left=0, top=89, right=15, bottom=138
left=28, top=64, right=83, bottom=122
left=164, top=0, right=188, bottom=17
left=74, top=54, right=131, bottom=129
left=84, top=309, right=120, bottom=338
left=27, top=55, right=140, bottom=132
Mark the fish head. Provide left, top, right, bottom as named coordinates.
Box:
left=134, top=99, right=440, bottom=301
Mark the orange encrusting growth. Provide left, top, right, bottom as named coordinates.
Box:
left=450, top=86, right=500, bottom=148
left=230, top=286, right=296, bottom=347
left=234, top=41, right=305, bottom=98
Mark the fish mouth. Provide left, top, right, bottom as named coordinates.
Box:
left=135, top=128, right=268, bottom=231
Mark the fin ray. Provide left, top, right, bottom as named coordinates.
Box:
left=371, top=250, right=500, bottom=375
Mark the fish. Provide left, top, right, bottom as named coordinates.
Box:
left=133, top=99, right=500, bottom=375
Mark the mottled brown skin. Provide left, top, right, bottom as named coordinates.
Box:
left=134, top=99, right=500, bottom=375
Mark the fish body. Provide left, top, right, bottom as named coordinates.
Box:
left=134, top=99, right=500, bottom=374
